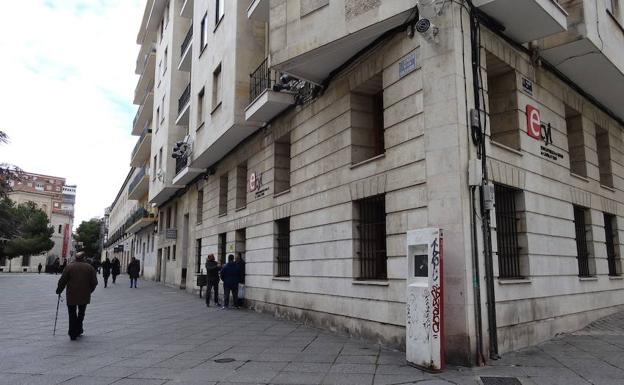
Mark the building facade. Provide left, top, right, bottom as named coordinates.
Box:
left=1, top=172, right=75, bottom=272
left=104, top=0, right=624, bottom=365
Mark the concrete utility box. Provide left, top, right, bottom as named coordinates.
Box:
left=406, top=228, right=444, bottom=371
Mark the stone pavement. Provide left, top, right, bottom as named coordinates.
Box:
left=1, top=274, right=623, bottom=385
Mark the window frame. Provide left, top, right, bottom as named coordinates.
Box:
left=355, top=194, right=387, bottom=280
left=275, top=218, right=291, bottom=277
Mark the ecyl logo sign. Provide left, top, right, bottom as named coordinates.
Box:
left=526, top=105, right=553, bottom=146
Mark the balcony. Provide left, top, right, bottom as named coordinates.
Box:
left=178, top=25, right=193, bottom=72
left=176, top=83, right=191, bottom=126
left=473, top=0, right=567, bottom=43
left=180, top=0, right=193, bottom=18
left=539, top=0, right=624, bottom=119
left=126, top=206, right=157, bottom=234
left=247, top=0, right=268, bottom=21
left=133, top=54, right=155, bottom=104
left=130, top=126, right=152, bottom=167
left=245, top=58, right=295, bottom=124
left=132, top=91, right=154, bottom=135
left=128, top=167, right=149, bottom=200
left=172, top=154, right=204, bottom=186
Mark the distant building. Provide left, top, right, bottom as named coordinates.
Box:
left=1, top=171, right=76, bottom=272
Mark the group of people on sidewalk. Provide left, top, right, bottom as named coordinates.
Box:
left=204, top=253, right=245, bottom=309
left=100, top=256, right=121, bottom=288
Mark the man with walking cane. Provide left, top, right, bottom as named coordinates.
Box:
left=55, top=251, right=98, bottom=340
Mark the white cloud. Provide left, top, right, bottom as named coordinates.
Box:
left=0, top=0, right=146, bottom=228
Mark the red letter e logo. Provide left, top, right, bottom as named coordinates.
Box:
left=526, top=105, right=541, bottom=139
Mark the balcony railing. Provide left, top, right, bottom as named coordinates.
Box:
left=131, top=126, right=152, bottom=160
left=249, top=57, right=273, bottom=103
left=181, top=25, right=193, bottom=57
left=175, top=155, right=188, bottom=175
left=128, top=167, right=147, bottom=194
left=178, top=83, right=191, bottom=115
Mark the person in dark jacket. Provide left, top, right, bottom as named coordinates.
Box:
left=111, top=257, right=121, bottom=284
left=220, top=254, right=241, bottom=309
left=53, top=258, right=60, bottom=275
left=56, top=252, right=98, bottom=340
left=37, top=263, right=42, bottom=274
left=204, top=254, right=221, bottom=307
left=127, top=257, right=140, bottom=288
left=101, top=257, right=111, bottom=288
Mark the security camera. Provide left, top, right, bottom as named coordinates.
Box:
left=415, top=18, right=439, bottom=42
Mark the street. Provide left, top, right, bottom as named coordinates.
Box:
left=1, top=274, right=623, bottom=385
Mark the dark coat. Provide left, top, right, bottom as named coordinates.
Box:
left=236, top=259, right=246, bottom=284
left=102, top=259, right=111, bottom=277
left=205, top=260, right=220, bottom=281
left=111, top=258, right=121, bottom=276
left=127, top=260, right=141, bottom=279
left=220, top=262, right=241, bottom=289
left=56, top=260, right=98, bottom=305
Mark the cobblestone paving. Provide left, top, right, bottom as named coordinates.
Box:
left=1, top=274, right=623, bottom=385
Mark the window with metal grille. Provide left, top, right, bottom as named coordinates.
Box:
left=218, top=233, right=226, bottom=265
left=219, top=174, right=228, bottom=215
left=355, top=195, right=387, bottom=280
left=275, top=218, right=290, bottom=277
left=195, top=238, right=202, bottom=274
left=574, top=206, right=591, bottom=277
left=604, top=213, right=620, bottom=276
left=494, top=184, right=522, bottom=278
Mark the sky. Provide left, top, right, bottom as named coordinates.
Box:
left=0, top=0, right=146, bottom=228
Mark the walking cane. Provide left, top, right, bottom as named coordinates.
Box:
left=53, top=294, right=61, bottom=336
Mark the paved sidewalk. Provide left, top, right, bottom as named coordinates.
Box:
left=0, top=274, right=623, bottom=385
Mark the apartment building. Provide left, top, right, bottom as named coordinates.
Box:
left=103, top=167, right=158, bottom=279
left=114, top=0, right=624, bottom=365
left=1, top=172, right=75, bottom=272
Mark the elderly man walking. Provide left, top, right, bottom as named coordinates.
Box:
left=56, top=252, right=98, bottom=340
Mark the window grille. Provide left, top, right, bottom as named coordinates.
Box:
left=574, top=206, right=591, bottom=277
left=605, top=213, right=619, bottom=276
left=494, top=184, right=522, bottom=278
left=276, top=218, right=290, bottom=277
left=357, top=195, right=387, bottom=280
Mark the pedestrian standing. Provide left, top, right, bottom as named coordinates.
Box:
left=101, top=257, right=111, bottom=288
left=127, top=257, right=140, bottom=288
left=111, top=256, right=120, bottom=284
left=204, top=254, right=221, bottom=307
left=37, top=263, right=42, bottom=274
left=53, top=258, right=60, bottom=275
left=220, top=254, right=241, bottom=309
left=55, top=251, right=98, bottom=341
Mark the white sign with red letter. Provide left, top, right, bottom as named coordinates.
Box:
left=526, top=105, right=541, bottom=139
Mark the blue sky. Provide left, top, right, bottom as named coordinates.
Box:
left=0, top=0, right=145, bottom=227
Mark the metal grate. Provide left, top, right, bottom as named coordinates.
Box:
left=195, top=238, right=202, bottom=274
left=357, top=195, right=387, bottom=280
left=218, top=233, right=226, bottom=265
left=605, top=213, right=619, bottom=276
left=276, top=218, right=290, bottom=277
left=574, top=206, right=591, bottom=277
left=494, top=184, right=522, bottom=278
left=481, top=377, right=522, bottom=385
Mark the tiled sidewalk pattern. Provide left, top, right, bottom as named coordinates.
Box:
left=0, top=274, right=623, bottom=385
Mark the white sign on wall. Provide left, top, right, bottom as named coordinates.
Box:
left=406, top=228, right=444, bottom=371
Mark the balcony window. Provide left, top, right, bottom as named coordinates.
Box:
left=274, top=133, right=291, bottom=194
left=200, top=12, right=208, bottom=52
left=351, top=73, right=385, bottom=165
left=212, top=64, right=222, bottom=112
left=235, top=162, right=247, bottom=209
left=215, top=0, right=224, bottom=26
left=486, top=52, right=519, bottom=150
left=596, top=124, right=613, bottom=188
left=565, top=105, right=587, bottom=177
left=197, top=87, right=205, bottom=126
left=219, top=173, right=228, bottom=215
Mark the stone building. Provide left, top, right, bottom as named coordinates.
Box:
left=1, top=172, right=75, bottom=272
left=106, top=0, right=624, bottom=365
